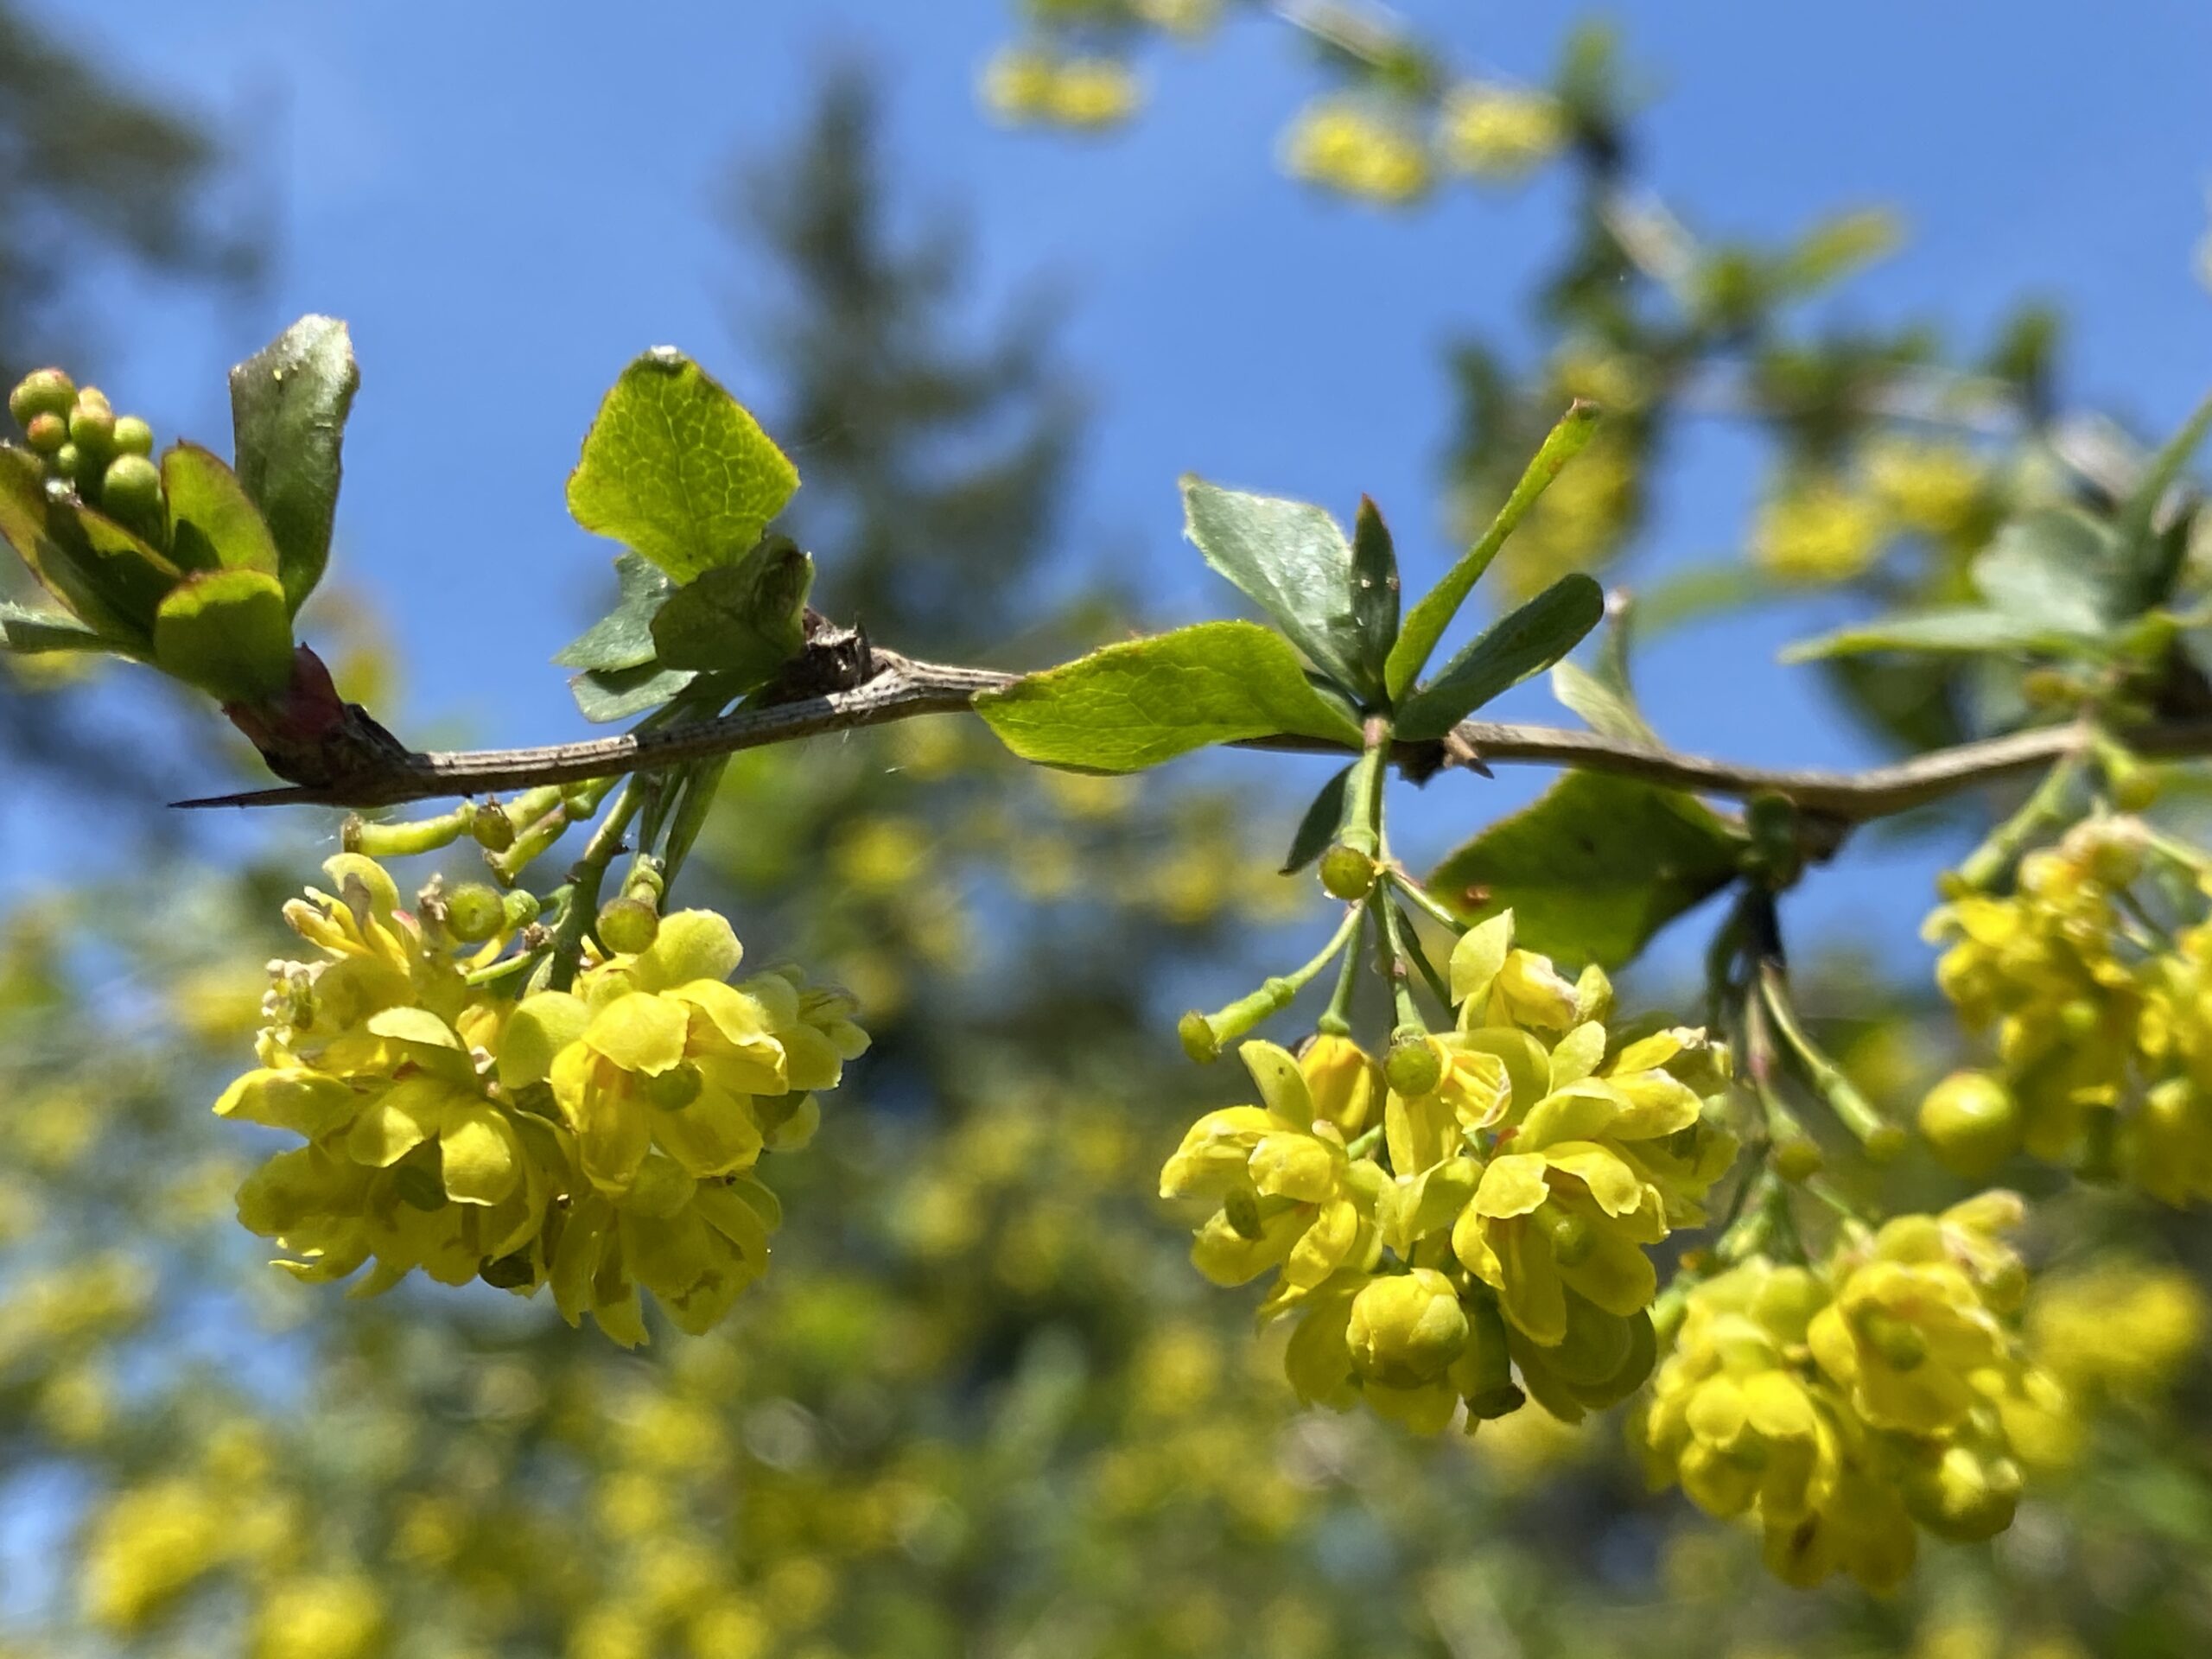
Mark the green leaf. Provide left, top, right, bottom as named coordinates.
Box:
left=0, top=601, right=130, bottom=655
left=649, top=535, right=812, bottom=679
left=1349, top=494, right=1401, bottom=693
left=162, top=442, right=281, bottom=577
left=1395, top=575, right=1605, bottom=741
left=1386, top=400, right=1599, bottom=700
left=0, top=447, right=139, bottom=640
left=2115, top=385, right=2212, bottom=611
left=229, top=315, right=359, bottom=614
left=1281, top=762, right=1355, bottom=875
left=976, top=620, right=1364, bottom=773
left=1428, top=772, right=1743, bottom=970
left=1180, top=478, right=1371, bottom=697
left=1552, top=592, right=1658, bottom=745
left=567, top=348, right=799, bottom=584
left=1780, top=606, right=2101, bottom=664
left=152, top=568, right=295, bottom=704
left=1970, top=507, right=2120, bottom=632
left=569, top=663, right=697, bottom=723
left=553, top=553, right=673, bottom=672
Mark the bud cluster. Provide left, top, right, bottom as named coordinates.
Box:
left=9, top=370, right=163, bottom=536
left=1159, top=912, right=1738, bottom=1435
left=1637, top=1194, right=2067, bottom=1591
left=1921, top=817, right=2212, bottom=1203
left=216, top=855, right=866, bottom=1344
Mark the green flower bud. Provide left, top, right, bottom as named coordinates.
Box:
left=1862, top=1122, right=1909, bottom=1164
left=469, top=803, right=517, bottom=852
left=1916, top=1070, right=2018, bottom=1179
left=1772, top=1135, right=1825, bottom=1182
left=73, top=385, right=110, bottom=412
left=501, top=889, right=542, bottom=931
left=1854, top=1306, right=1929, bottom=1371
left=1384, top=1030, right=1442, bottom=1096
left=67, top=399, right=115, bottom=454
left=1318, top=841, right=1377, bottom=899
left=110, top=415, right=155, bottom=457
left=641, top=1061, right=703, bottom=1112
left=51, top=442, right=81, bottom=480
left=444, top=882, right=506, bottom=944
left=1349, top=1269, right=1468, bottom=1388
left=595, top=895, right=660, bottom=955
left=9, top=369, right=75, bottom=428
left=99, top=453, right=162, bottom=528
left=22, top=411, right=67, bottom=454
left=1178, top=1009, right=1222, bottom=1065
left=1904, top=1443, right=2021, bottom=1543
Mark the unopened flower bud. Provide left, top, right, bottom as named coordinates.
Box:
left=641, top=1061, right=703, bottom=1111
left=1300, top=1033, right=1382, bottom=1135
left=1384, top=1030, right=1442, bottom=1096
left=1905, top=1442, right=2022, bottom=1542
left=67, top=399, right=115, bottom=454
left=1916, top=1070, right=2018, bottom=1178
left=444, top=882, right=506, bottom=943
left=1178, top=1009, right=1222, bottom=1064
left=51, top=442, right=80, bottom=480
left=22, top=411, right=67, bottom=454
left=1773, top=1135, right=1825, bottom=1182
left=9, top=369, right=75, bottom=428
left=1318, top=841, right=1377, bottom=899
left=501, top=889, right=541, bottom=931
left=469, top=803, right=517, bottom=851
left=1349, top=1269, right=1468, bottom=1388
left=595, top=896, right=659, bottom=955
left=99, top=454, right=162, bottom=528
left=110, top=415, right=154, bottom=458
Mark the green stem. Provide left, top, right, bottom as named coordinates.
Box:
left=1948, top=752, right=2085, bottom=893
left=1317, top=906, right=1370, bottom=1036
left=1180, top=904, right=1365, bottom=1060
left=342, top=805, right=469, bottom=858
left=1757, top=963, right=1904, bottom=1160
left=543, top=779, right=647, bottom=994
left=1386, top=868, right=1467, bottom=934
left=1370, top=887, right=1429, bottom=1034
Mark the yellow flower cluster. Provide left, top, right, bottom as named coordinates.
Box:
left=1751, top=470, right=1889, bottom=582
left=1922, top=818, right=2212, bottom=1202
left=1160, top=912, right=1737, bottom=1433
left=1281, top=96, right=1431, bottom=204
left=981, top=45, right=1141, bottom=130
left=1439, top=83, right=1569, bottom=179
left=1638, top=1193, right=2066, bottom=1591
left=216, top=855, right=865, bottom=1344
left=2030, top=1258, right=2204, bottom=1405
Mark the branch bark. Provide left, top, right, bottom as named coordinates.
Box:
left=174, top=645, right=2208, bottom=824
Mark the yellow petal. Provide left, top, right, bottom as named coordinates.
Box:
left=1239, top=1039, right=1315, bottom=1126
left=499, top=991, right=591, bottom=1089
left=1473, top=1153, right=1552, bottom=1218
left=344, top=1077, right=451, bottom=1167
left=632, top=909, right=742, bottom=989
left=1249, top=1132, right=1337, bottom=1203
left=652, top=1089, right=764, bottom=1179
left=439, top=1103, right=524, bottom=1205
left=213, top=1069, right=356, bottom=1137
left=583, top=993, right=690, bottom=1076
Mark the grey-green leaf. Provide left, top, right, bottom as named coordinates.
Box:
left=567, top=349, right=799, bottom=584
left=0, top=600, right=128, bottom=655
left=976, top=620, right=1364, bottom=773
left=1428, top=772, right=1744, bottom=969
left=649, top=536, right=812, bottom=680
left=229, top=315, right=359, bottom=615
left=569, top=663, right=697, bottom=723
left=553, top=553, right=673, bottom=672
left=1395, top=574, right=1605, bottom=741
left=1780, top=605, right=2105, bottom=664
left=1970, top=507, right=2120, bottom=632
left=1181, top=478, right=1371, bottom=697
left=1349, top=494, right=1400, bottom=695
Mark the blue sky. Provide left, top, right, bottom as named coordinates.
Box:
left=23, top=0, right=2212, bottom=963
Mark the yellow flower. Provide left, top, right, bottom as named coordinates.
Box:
left=1751, top=472, right=1889, bottom=582
left=1439, top=83, right=1567, bottom=180
left=1159, top=1040, right=1383, bottom=1313
left=2031, top=1260, right=2205, bottom=1403
left=550, top=1164, right=785, bottom=1344
left=251, top=1574, right=384, bottom=1659
left=1281, top=96, right=1430, bottom=204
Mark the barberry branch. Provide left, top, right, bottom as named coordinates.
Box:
left=174, top=639, right=2212, bottom=831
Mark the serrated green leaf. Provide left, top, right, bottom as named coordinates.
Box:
left=1181, top=478, right=1372, bottom=697
left=1395, top=575, right=1604, bottom=741
left=1970, top=507, right=2120, bottom=632
left=229, top=315, right=359, bottom=614
left=1386, top=401, right=1599, bottom=700
left=1780, top=605, right=2101, bottom=664
left=976, top=620, right=1364, bottom=773
left=554, top=553, right=674, bottom=672
left=0, top=600, right=131, bottom=655
left=570, top=663, right=697, bottom=723
left=649, top=535, right=811, bottom=679
left=1350, top=494, right=1400, bottom=693
left=567, top=349, right=798, bottom=584
left=152, top=568, right=294, bottom=703
left=1428, top=772, right=1743, bottom=970
left=162, top=442, right=280, bottom=577
left=1281, top=761, right=1355, bottom=875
